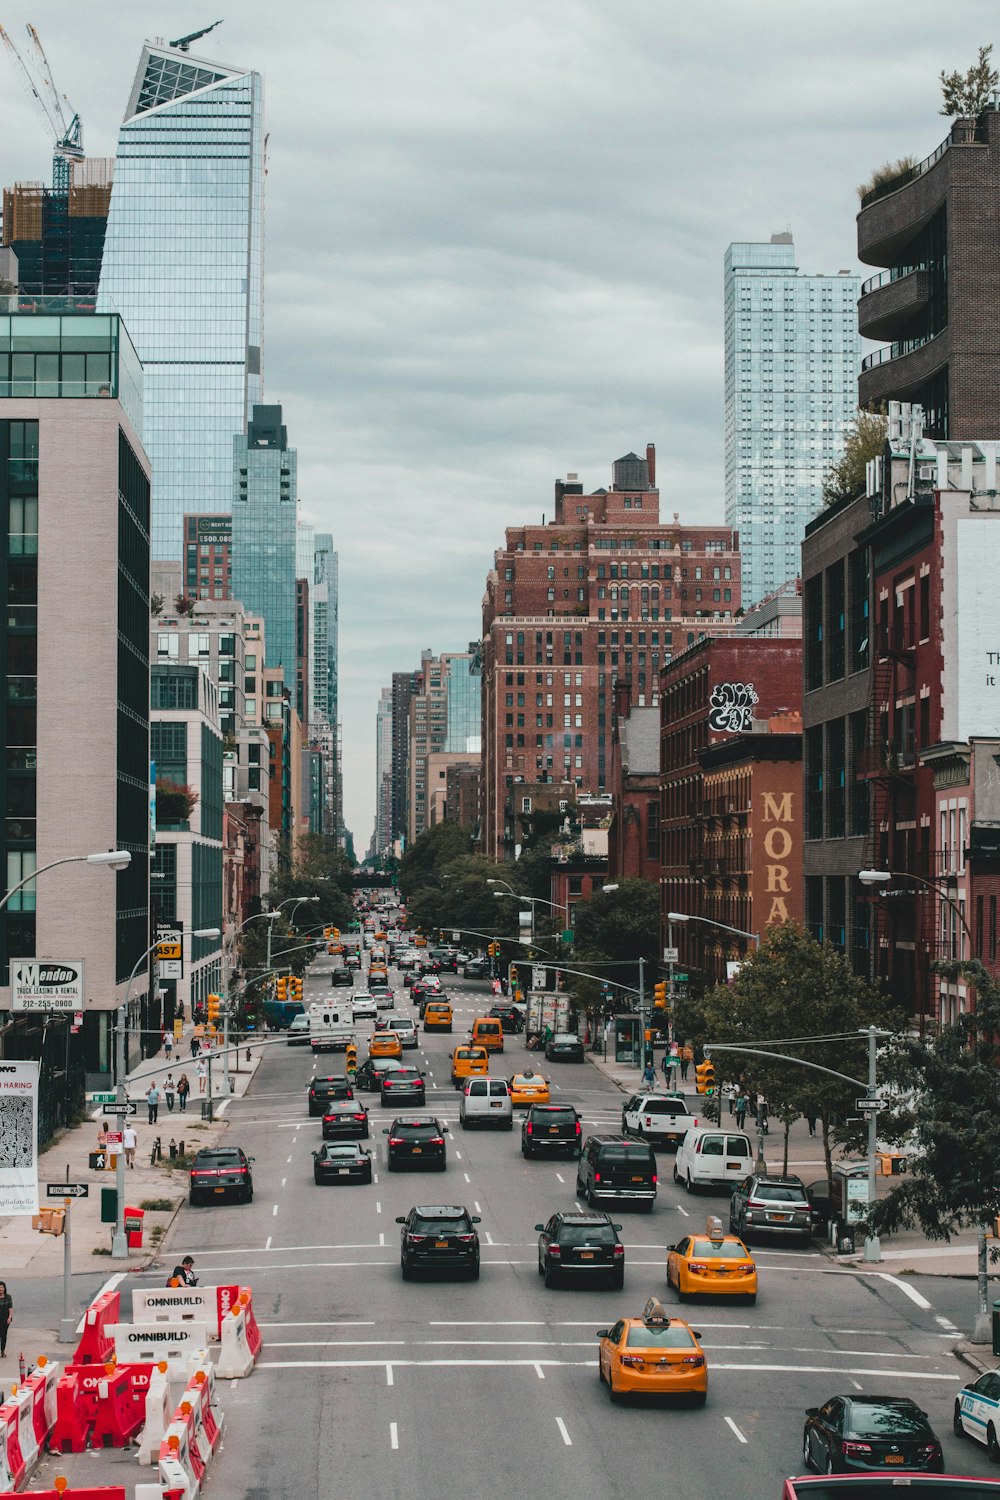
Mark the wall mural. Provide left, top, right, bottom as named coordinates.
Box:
left=708, top=681, right=759, bottom=734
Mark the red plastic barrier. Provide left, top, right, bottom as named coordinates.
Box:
left=239, top=1286, right=263, bottom=1356
left=0, top=1490, right=127, bottom=1499
left=90, top=1366, right=145, bottom=1449
left=66, top=1361, right=153, bottom=1408
left=74, top=1290, right=121, bottom=1366
left=0, top=1400, right=25, bottom=1491
left=48, top=1372, right=91, bottom=1455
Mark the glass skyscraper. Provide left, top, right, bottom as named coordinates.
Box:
left=724, top=234, right=860, bottom=607
left=230, top=404, right=297, bottom=678
left=99, top=42, right=265, bottom=560
left=444, top=652, right=481, bottom=754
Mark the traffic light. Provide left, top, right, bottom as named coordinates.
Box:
left=207, top=993, right=221, bottom=1023
left=324, top=927, right=333, bottom=939
left=695, top=1061, right=716, bottom=1095
left=290, top=976, right=303, bottom=1002
left=345, top=1042, right=357, bottom=1074
left=653, top=981, right=668, bottom=1009
left=276, top=976, right=288, bottom=1002
left=333, top=928, right=340, bottom=940
left=439, top=930, right=445, bottom=943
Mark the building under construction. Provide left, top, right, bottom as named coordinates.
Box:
left=2, top=158, right=114, bottom=301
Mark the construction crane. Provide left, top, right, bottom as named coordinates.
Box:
left=0, top=23, right=82, bottom=189
left=169, top=20, right=224, bottom=52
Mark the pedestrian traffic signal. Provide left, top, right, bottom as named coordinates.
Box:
left=695, top=1061, right=715, bottom=1095
left=276, top=976, right=288, bottom=1001
left=207, top=993, right=221, bottom=1022
left=653, top=981, right=668, bottom=1009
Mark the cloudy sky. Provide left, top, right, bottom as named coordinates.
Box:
left=1, top=1, right=993, bottom=844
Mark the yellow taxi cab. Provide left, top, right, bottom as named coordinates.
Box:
left=423, top=1001, right=453, bottom=1033
left=369, top=1031, right=403, bottom=1060
left=413, top=934, right=427, bottom=948
left=369, top=963, right=388, bottom=983
left=374, top=930, right=387, bottom=942
left=508, top=1070, right=550, bottom=1107
left=597, top=1297, right=707, bottom=1404
left=666, top=1216, right=757, bottom=1304
left=470, top=1017, right=504, bottom=1052
left=451, top=1045, right=489, bottom=1087
left=327, top=942, right=344, bottom=956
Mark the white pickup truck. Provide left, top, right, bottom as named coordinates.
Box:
left=307, top=1003, right=355, bottom=1054
left=621, top=1092, right=700, bottom=1150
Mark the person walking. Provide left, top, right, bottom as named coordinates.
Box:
left=164, top=1073, right=176, bottom=1113
left=660, top=1051, right=675, bottom=1089
left=164, top=1031, right=174, bottom=1061
left=679, top=1049, right=690, bottom=1083
left=641, top=1060, right=656, bottom=1090
left=146, top=1084, right=160, bottom=1125
left=805, top=1109, right=817, bottom=1137
left=727, top=1082, right=738, bottom=1117
left=122, top=1122, right=137, bottom=1169
left=0, top=1283, right=13, bottom=1358
left=735, top=1091, right=748, bottom=1131
left=196, top=1060, right=207, bottom=1095
left=190, top=1033, right=200, bottom=1058
left=177, top=1074, right=190, bottom=1113
left=758, top=1094, right=770, bottom=1135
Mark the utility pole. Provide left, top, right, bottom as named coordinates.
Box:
left=638, top=956, right=647, bottom=1070
left=111, top=1005, right=127, bottom=1258
left=667, top=919, right=675, bottom=1042
left=863, top=1025, right=881, bottom=1264
left=58, top=1198, right=75, bottom=1343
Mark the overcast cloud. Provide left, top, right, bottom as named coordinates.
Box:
left=1, top=1, right=993, bottom=845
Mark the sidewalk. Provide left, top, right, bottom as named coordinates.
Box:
left=585, top=1045, right=997, bottom=1279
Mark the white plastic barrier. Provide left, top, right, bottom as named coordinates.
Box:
left=216, top=1302, right=255, bottom=1378
left=11, top=1386, right=36, bottom=1482
left=159, top=1402, right=205, bottom=1499
left=109, top=1320, right=209, bottom=1374
left=137, top=1363, right=172, bottom=1466
left=132, top=1283, right=238, bottom=1339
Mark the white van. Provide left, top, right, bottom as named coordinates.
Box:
left=673, top=1127, right=753, bottom=1192
left=459, top=1077, right=513, bottom=1130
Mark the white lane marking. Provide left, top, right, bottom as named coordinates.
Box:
left=877, top=1273, right=932, bottom=1310
left=676, top=1205, right=690, bottom=1217
left=463, top=1172, right=471, bottom=1183
left=455, top=1151, right=462, bottom=1160
left=386, top=1365, right=394, bottom=1386
left=379, top=1232, right=385, bottom=1246
left=255, top=1358, right=960, bottom=1379
left=390, top=1421, right=399, bottom=1449
left=851, top=1379, right=863, bottom=1390
left=265, top=1235, right=272, bottom=1251
left=555, top=1417, right=572, bottom=1446
left=373, top=1173, right=379, bottom=1184
left=287, top=1155, right=293, bottom=1164
left=724, top=1416, right=747, bottom=1444
left=376, top=1202, right=382, bottom=1214
left=935, top=1314, right=960, bottom=1334
left=484, top=1231, right=494, bottom=1245
left=217, top=1099, right=230, bottom=1115
left=535, top=1363, right=545, bottom=1379
left=474, top=1202, right=481, bottom=1213
left=281, top=1177, right=286, bottom=1188
left=555, top=1173, right=565, bottom=1184
left=272, top=1204, right=278, bottom=1217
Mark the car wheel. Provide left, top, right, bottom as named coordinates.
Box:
left=825, top=1450, right=836, bottom=1476
left=543, top=1263, right=556, bottom=1288
left=673, top=1165, right=681, bottom=1184
left=640, top=1200, right=654, bottom=1213
left=988, top=1423, right=1000, bottom=1463
left=401, top=1257, right=412, bottom=1281
left=575, top=1176, right=586, bottom=1196
left=690, top=1389, right=707, bottom=1408
left=802, top=1429, right=814, bottom=1472
left=685, top=1172, right=695, bottom=1194
left=676, top=1280, right=688, bottom=1303
left=522, top=1146, right=531, bottom=1158
left=597, top=1353, right=605, bottom=1384
left=314, top=1173, right=322, bottom=1185
left=387, top=1160, right=396, bottom=1172
left=728, top=1213, right=738, bottom=1234
left=504, top=1119, right=513, bottom=1131
left=745, top=1292, right=757, bottom=1306
left=610, top=1268, right=624, bottom=1290
left=436, top=1160, right=447, bottom=1172
left=244, top=1185, right=254, bottom=1203
left=189, top=1192, right=200, bottom=1207
left=608, top=1368, right=621, bottom=1404
left=538, top=1256, right=544, bottom=1277
left=587, top=1186, right=599, bottom=1209
left=953, top=1403, right=965, bottom=1439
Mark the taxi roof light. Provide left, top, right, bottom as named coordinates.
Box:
left=642, top=1296, right=669, bottom=1327
left=706, top=1215, right=725, bottom=1241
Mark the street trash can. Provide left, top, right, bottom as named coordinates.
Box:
left=836, top=1222, right=856, bottom=1255
left=100, top=1187, right=118, bottom=1224
left=124, top=1205, right=144, bottom=1249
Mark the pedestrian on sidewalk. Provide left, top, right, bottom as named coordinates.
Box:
left=727, top=1082, right=738, bottom=1116
left=641, top=1060, right=656, bottom=1090
left=679, top=1049, right=690, bottom=1083
left=177, top=1074, right=190, bottom=1113
left=176, top=1000, right=185, bottom=1023
left=805, top=1109, right=817, bottom=1137
left=0, top=1283, right=13, bottom=1357
left=164, top=1073, right=176, bottom=1112
left=758, top=1094, right=769, bottom=1134
left=147, top=1083, right=162, bottom=1124
left=735, top=1092, right=748, bottom=1131
left=97, top=1119, right=111, bottom=1146
left=190, top=1032, right=200, bottom=1058
left=164, top=1031, right=174, bottom=1061
left=196, top=1059, right=207, bottom=1095
left=122, top=1123, right=137, bottom=1168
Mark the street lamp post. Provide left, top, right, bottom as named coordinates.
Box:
left=668, top=910, right=760, bottom=991
left=111, top=924, right=220, bottom=1258
left=0, top=848, right=131, bottom=914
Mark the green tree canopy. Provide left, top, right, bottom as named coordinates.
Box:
left=822, top=405, right=887, bottom=507
left=398, top=822, right=474, bottom=902
left=940, top=45, right=998, bottom=117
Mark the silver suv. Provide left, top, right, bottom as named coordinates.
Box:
left=459, top=1077, right=513, bottom=1131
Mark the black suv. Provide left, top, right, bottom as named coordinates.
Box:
left=729, top=1173, right=812, bottom=1244
left=331, top=968, right=353, bottom=987
left=522, top=1104, right=582, bottom=1159
left=308, top=1075, right=354, bottom=1116
left=536, top=1211, right=624, bottom=1288
left=430, top=948, right=458, bottom=973
left=576, top=1134, right=657, bottom=1211
left=462, top=956, right=490, bottom=979
left=397, top=1204, right=481, bottom=1278
left=189, top=1146, right=254, bottom=1206
left=489, top=1004, right=524, bottom=1034
left=384, top=1116, right=448, bottom=1171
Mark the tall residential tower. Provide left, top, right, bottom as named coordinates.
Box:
left=724, top=234, right=860, bottom=607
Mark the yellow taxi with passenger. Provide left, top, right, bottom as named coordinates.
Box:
left=508, top=1069, right=550, bottom=1107
left=451, top=1045, right=489, bottom=1087
left=597, top=1297, right=707, bottom=1404
left=369, top=1031, right=403, bottom=1061
left=666, top=1216, right=757, bottom=1304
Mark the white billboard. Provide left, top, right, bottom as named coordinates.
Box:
left=10, top=960, right=85, bottom=1013
left=0, top=1061, right=38, bottom=1214
left=955, top=521, right=1000, bottom=741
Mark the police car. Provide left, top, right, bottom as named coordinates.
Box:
left=621, top=1092, right=698, bottom=1148
left=955, top=1370, right=1000, bottom=1458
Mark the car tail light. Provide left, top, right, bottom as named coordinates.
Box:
left=841, top=1441, right=872, bottom=1457
left=681, top=1354, right=705, bottom=1367
left=430, top=1136, right=444, bottom=1146
left=389, top=1137, right=404, bottom=1146
left=457, top=1234, right=474, bottom=1243
left=594, top=1172, right=601, bottom=1183
left=353, top=1113, right=366, bottom=1122
left=917, top=1445, right=939, bottom=1458
left=549, top=1244, right=561, bottom=1256
left=738, top=1262, right=755, bottom=1274
left=692, top=1117, right=699, bottom=1127
left=688, top=1261, right=708, bottom=1273
left=652, top=1174, right=657, bottom=1186
left=526, top=1123, right=533, bottom=1135
left=575, top=1121, right=581, bottom=1134
left=748, top=1199, right=768, bottom=1212
left=613, top=1244, right=624, bottom=1258
left=621, top=1355, right=644, bottom=1369
left=406, top=1233, right=426, bottom=1243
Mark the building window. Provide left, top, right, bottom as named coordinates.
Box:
left=157, top=633, right=179, bottom=660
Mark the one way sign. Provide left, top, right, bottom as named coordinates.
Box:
left=46, top=1183, right=88, bottom=1199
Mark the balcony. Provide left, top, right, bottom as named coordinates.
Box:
left=857, top=268, right=934, bottom=341
left=857, top=116, right=990, bottom=266
left=858, top=328, right=949, bottom=413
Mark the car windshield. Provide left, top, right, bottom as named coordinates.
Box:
left=754, top=1184, right=808, bottom=1202
left=557, top=1224, right=616, bottom=1246
left=626, top=1326, right=696, bottom=1348
left=848, top=1404, right=931, bottom=1440
left=689, top=1240, right=746, bottom=1258
left=323, top=1145, right=359, bottom=1157
left=413, top=1217, right=468, bottom=1234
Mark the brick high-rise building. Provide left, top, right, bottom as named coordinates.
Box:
left=480, top=447, right=740, bottom=859
left=857, top=107, right=1000, bottom=438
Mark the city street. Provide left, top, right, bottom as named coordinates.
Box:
left=96, top=960, right=996, bottom=1498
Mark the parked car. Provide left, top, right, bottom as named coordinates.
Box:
left=729, top=1173, right=813, bottom=1244
left=546, top=1033, right=585, bottom=1063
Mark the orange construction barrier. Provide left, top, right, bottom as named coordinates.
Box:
left=0, top=1490, right=127, bottom=1499
left=25, top=1358, right=59, bottom=1455
left=74, top=1291, right=121, bottom=1366
left=49, top=1372, right=92, bottom=1454
left=90, top=1366, right=145, bottom=1449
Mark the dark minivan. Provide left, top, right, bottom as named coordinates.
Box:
left=576, top=1134, right=657, bottom=1211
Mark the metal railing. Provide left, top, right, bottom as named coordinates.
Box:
left=859, top=116, right=990, bottom=209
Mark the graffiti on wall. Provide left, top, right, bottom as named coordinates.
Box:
left=708, top=682, right=759, bottom=734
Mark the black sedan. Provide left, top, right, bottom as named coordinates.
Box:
left=397, top=1204, right=481, bottom=1279
left=321, top=1100, right=370, bottom=1139
left=308, top=1076, right=353, bottom=1116
left=313, top=1142, right=373, bottom=1185
left=355, top=1057, right=408, bottom=1093
left=380, top=1066, right=426, bottom=1106
left=545, top=1033, right=585, bottom=1063
left=803, top=1395, right=944, bottom=1475
left=330, top=968, right=353, bottom=987
left=462, top=956, right=490, bottom=979
left=536, top=1211, right=624, bottom=1288
left=384, top=1117, right=448, bottom=1171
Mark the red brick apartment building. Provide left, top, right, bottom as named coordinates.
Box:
left=481, top=447, right=741, bottom=858
left=660, top=635, right=802, bottom=986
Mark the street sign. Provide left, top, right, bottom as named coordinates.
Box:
left=46, top=1183, right=88, bottom=1199
left=156, top=920, right=184, bottom=979
left=10, top=959, right=85, bottom=1012
left=88, top=1092, right=117, bottom=1105
left=451, top=931, right=460, bottom=942
left=855, top=1097, right=880, bottom=1113
left=561, top=930, right=574, bottom=944
left=663, top=947, right=679, bottom=964
left=531, top=965, right=546, bottom=990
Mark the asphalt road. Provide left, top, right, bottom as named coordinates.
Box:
left=55, top=957, right=1000, bottom=1497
